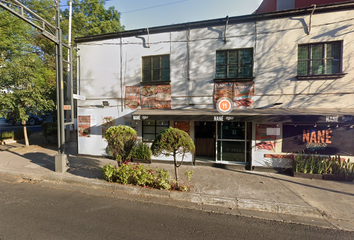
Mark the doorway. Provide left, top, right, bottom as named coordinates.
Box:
left=195, top=121, right=216, bottom=161
left=216, top=122, right=251, bottom=163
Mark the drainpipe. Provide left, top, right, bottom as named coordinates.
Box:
left=308, top=4, right=316, bottom=35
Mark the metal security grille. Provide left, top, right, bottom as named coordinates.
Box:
left=216, top=49, right=253, bottom=79
left=142, top=55, right=170, bottom=82
left=297, top=41, right=341, bottom=76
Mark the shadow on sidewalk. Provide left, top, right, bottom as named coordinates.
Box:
left=216, top=165, right=354, bottom=198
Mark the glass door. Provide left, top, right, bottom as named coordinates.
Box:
left=216, top=122, right=247, bottom=162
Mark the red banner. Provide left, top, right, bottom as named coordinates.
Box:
left=125, top=86, right=141, bottom=109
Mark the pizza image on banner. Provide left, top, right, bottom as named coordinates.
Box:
left=233, top=81, right=254, bottom=108
left=214, top=82, right=233, bottom=107
left=102, top=116, right=115, bottom=138
left=141, top=97, right=157, bottom=109
left=125, top=86, right=141, bottom=109
left=78, top=116, right=91, bottom=137
left=155, top=85, right=171, bottom=109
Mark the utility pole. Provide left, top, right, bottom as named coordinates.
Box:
left=55, top=0, right=68, bottom=172
left=65, top=0, right=72, bottom=142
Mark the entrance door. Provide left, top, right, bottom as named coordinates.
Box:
left=216, top=122, right=250, bottom=163
left=195, top=121, right=216, bottom=160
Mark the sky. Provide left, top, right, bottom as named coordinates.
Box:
left=105, top=0, right=264, bottom=30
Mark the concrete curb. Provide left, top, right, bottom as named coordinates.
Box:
left=0, top=169, right=324, bottom=220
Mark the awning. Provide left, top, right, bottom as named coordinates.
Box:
left=131, top=108, right=354, bottom=124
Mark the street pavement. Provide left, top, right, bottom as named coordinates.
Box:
left=0, top=132, right=354, bottom=232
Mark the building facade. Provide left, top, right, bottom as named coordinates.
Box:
left=75, top=2, right=354, bottom=169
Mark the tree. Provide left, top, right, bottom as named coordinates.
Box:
left=62, top=0, right=125, bottom=40
left=105, top=125, right=137, bottom=165
left=151, top=127, right=195, bottom=185
left=0, top=0, right=124, bottom=146
left=0, top=7, right=55, bottom=146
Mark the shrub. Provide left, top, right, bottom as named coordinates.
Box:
left=151, top=127, right=195, bottom=186
left=131, top=141, right=152, bottom=160
left=101, top=162, right=171, bottom=190
left=1, top=131, right=14, bottom=140
left=105, top=125, right=137, bottom=164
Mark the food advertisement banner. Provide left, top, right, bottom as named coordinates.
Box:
left=174, top=121, right=190, bottom=135
left=233, top=81, right=254, bottom=108
left=214, top=82, right=233, bottom=104
left=102, top=116, right=115, bottom=138
left=214, top=82, right=254, bottom=109
left=255, top=124, right=277, bottom=151
left=125, top=86, right=141, bottom=109
left=78, top=116, right=91, bottom=137
left=282, top=125, right=354, bottom=156
left=141, top=85, right=171, bottom=109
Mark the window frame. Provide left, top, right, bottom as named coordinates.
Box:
left=215, top=48, right=254, bottom=81
left=142, top=120, right=170, bottom=142
left=142, top=55, right=170, bottom=85
left=296, top=41, right=345, bottom=80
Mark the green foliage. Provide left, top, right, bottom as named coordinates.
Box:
left=105, top=125, right=137, bottom=164
left=1, top=131, right=14, bottom=140
left=293, top=153, right=354, bottom=176
left=151, top=127, right=195, bottom=183
left=151, top=127, right=195, bottom=157
left=101, top=162, right=171, bottom=190
left=131, top=141, right=152, bottom=160
left=62, top=0, right=125, bottom=40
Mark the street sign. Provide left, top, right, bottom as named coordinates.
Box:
left=73, top=94, right=86, bottom=100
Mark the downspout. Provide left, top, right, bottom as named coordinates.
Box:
left=120, top=34, right=123, bottom=112
left=186, top=23, right=193, bottom=106
left=224, top=15, right=229, bottom=43
left=308, top=4, right=316, bottom=35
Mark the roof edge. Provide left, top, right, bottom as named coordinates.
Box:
left=75, top=1, right=354, bottom=43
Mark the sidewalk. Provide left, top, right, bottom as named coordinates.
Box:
left=0, top=134, right=354, bottom=231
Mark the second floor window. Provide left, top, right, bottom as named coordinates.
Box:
left=216, top=48, right=253, bottom=79
left=297, top=41, right=342, bottom=76
left=142, top=55, right=170, bottom=82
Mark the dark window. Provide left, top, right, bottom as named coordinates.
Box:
left=216, top=49, right=253, bottom=79
left=142, top=120, right=169, bottom=142
left=297, top=42, right=342, bottom=76
left=142, top=55, right=170, bottom=82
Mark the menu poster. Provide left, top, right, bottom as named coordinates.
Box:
left=255, top=124, right=277, bottom=151
left=102, top=116, right=115, bottom=138
left=174, top=121, right=190, bottom=135
left=214, top=82, right=234, bottom=106
left=125, top=86, right=141, bottom=109
left=233, top=81, right=254, bottom=108
left=78, top=116, right=91, bottom=137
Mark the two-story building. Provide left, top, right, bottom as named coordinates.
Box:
left=75, top=1, right=354, bottom=170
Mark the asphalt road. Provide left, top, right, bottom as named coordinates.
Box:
left=0, top=118, right=43, bottom=133
left=0, top=178, right=352, bottom=240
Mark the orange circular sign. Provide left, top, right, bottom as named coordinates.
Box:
left=216, top=97, right=233, bottom=114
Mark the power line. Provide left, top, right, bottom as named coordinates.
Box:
left=121, top=0, right=189, bottom=14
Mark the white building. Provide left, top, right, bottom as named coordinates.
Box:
left=75, top=1, right=354, bottom=169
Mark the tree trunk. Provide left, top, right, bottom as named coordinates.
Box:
left=173, top=152, right=179, bottom=188
left=22, top=121, right=29, bottom=147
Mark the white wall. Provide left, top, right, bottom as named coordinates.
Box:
left=77, top=8, right=354, bottom=160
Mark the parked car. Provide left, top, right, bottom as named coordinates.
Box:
left=6, top=113, right=45, bottom=126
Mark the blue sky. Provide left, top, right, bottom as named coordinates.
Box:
left=105, top=0, right=263, bottom=30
